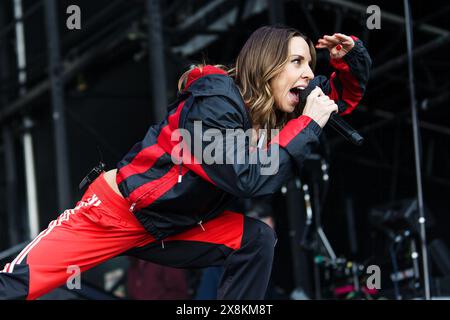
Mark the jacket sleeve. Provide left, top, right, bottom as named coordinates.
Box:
left=181, top=95, right=322, bottom=198
left=312, top=37, right=372, bottom=115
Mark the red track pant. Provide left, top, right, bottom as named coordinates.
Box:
left=0, top=173, right=276, bottom=300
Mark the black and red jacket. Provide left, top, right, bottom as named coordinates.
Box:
left=116, top=37, right=371, bottom=241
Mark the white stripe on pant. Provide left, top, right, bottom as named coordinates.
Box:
left=4, top=194, right=101, bottom=274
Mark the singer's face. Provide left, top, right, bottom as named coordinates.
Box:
left=270, top=37, right=314, bottom=113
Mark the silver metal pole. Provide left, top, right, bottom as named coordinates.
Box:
left=13, top=0, right=40, bottom=239
left=403, top=0, right=431, bottom=300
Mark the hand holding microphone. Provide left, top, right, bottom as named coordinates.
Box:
left=301, top=86, right=364, bottom=146
left=301, top=86, right=338, bottom=128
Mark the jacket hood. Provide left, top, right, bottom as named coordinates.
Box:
left=184, top=65, right=228, bottom=90
left=181, top=65, right=251, bottom=131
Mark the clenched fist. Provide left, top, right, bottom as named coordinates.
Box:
left=302, top=87, right=338, bottom=128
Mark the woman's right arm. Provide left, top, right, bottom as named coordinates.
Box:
left=313, top=36, right=372, bottom=115
left=178, top=93, right=333, bottom=198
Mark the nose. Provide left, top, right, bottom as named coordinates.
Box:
left=302, top=64, right=314, bottom=80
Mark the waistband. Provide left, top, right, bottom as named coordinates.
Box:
left=88, top=172, right=132, bottom=214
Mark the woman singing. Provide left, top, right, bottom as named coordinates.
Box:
left=0, top=25, right=371, bottom=300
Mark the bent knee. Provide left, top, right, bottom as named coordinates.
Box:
left=244, top=217, right=277, bottom=250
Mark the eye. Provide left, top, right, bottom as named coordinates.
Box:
left=292, top=58, right=301, bottom=64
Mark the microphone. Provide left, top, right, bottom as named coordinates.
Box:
left=329, top=113, right=364, bottom=146
left=299, top=86, right=364, bottom=146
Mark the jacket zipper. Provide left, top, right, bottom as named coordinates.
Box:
left=178, top=153, right=183, bottom=183
left=174, top=94, right=251, bottom=185
left=129, top=169, right=179, bottom=212
left=177, top=95, right=194, bottom=184
left=129, top=93, right=192, bottom=211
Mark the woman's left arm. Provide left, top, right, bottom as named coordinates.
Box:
left=313, top=33, right=372, bottom=115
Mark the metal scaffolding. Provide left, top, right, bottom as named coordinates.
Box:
left=0, top=0, right=448, bottom=299
left=44, top=0, right=72, bottom=212
left=146, top=0, right=168, bottom=123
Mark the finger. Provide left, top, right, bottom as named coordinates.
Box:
left=323, top=97, right=335, bottom=104
left=330, top=103, right=339, bottom=113
left=315, top=42, right=328, bottom=49
left=308, top=86, right=324, bottom=99
left=334, top=37, right=354, bottom=48
left=322, top=99, right=337, bottom=107
left=334, top=33, right=352, bottom=43
left=317, top=38, right=335, bottom=48
left=316, top=38, right=328, bottom=45
left=318, top=95, right=331, bottom=102
left=323, top=35, right=341, bottom=46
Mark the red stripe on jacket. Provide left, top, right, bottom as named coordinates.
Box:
left=116, top=145, right=166, bottom=185
left=117, top=102, right=185, bottom=187
left=157, top=101, right=216, bottom=185
left=328, top=35, right=363, bottom=115
left=270, top=115, right=312, bottom=148
left=130, top=165, right=189, bottom=210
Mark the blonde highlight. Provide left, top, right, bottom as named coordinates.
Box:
left=178, top=64, right=229, bottom=93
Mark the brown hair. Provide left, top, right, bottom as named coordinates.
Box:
left=230, top=25, right=316, bottom=132
left=177, top=26, right=316, bottom=136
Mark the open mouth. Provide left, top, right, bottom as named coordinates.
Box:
left=288, top=86, right=306, bottom=105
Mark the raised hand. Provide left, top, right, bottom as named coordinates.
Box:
left=315, top=33, right=355, bottom=59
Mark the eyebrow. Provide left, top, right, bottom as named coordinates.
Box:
left=291, top=54, right=312, bottom=63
